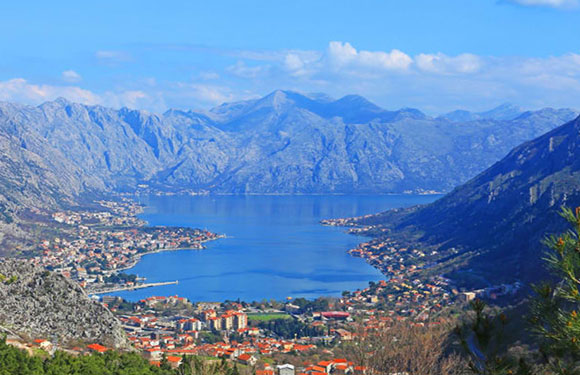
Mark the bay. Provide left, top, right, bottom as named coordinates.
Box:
left=110, top=194, right=440, bottom=302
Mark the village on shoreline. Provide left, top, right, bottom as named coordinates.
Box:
left=27, top=199, right=224, bottom=295
left=6, top=197, right=522, bottom=374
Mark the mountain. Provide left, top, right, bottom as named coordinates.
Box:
left=347, top=114, right=580, bottom=287
left=439, top=103, right=524, bottom=122
left=0, top=91, right=577, bottom=213
left=0, top=259, right=130, bottom=348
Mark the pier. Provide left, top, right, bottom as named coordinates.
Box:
left=88, top=280, right=179, bottom=295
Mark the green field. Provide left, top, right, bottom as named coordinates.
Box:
left=247, top=313, right=292, bottom=322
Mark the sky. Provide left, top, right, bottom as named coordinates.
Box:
left=0, top=0, right=579, bottom=114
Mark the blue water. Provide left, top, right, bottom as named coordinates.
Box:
left=110, top=194, right=439, bottom=302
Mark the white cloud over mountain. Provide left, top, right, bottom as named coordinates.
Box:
left=415, top=53, right=482, bottom=74
left=62, top=70, right=82, bottom=83
left=325, top=42, right=413, bottom=71
left=2, top=42, right=580, bottom=113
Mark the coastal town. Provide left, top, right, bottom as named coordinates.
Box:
left=322, top=217, right=523, bottom=317
left=4, top=199, right=521, bottom=375
left=20, top=279, right=439, bottom=374
left=27, top=199, right=223, bottom=294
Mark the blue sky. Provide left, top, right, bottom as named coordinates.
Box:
left=0, top=0, right=579, bottom=113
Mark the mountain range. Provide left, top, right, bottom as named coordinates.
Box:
left=346, top=114, right=580, bottom=287
left=0, top=90, right=577, bottom=225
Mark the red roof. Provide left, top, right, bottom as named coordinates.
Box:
left=321, top=311, right=350, bottom=319
left=87, top=343, right=108, bottom=353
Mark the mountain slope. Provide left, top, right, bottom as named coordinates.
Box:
left=0, top=91, right=577, bottom=201
left=350, top=115, right=580, bottom=286
left=156, top=91, right=578, bottom=193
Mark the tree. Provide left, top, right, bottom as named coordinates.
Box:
left=455, top=299, right=532, bottom=375
left=348, top=321, right=466, bottom=375
left=529, top=206, right=580, bottom=372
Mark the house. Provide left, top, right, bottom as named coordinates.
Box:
left=333, top=329, right=353, bottom=341
left=144, top=348, right=163, bottom=360
left=33, top=339, right=53, bottom=352
left=320, top=311, right=350, bottom=320
left=87, top=343, right=108, bottom=353
left=277, top=363, right=295, bottom=375
left=166, top=355, right=183, bottom=369
left=317, top=361, right=333, bottom=373
left=237, top=353, right=257, bottom=366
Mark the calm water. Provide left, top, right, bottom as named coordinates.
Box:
left=110, top=194, right=439, bottom=302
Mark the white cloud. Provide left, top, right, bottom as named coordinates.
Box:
left=326, top=41, right=413, bottom=71
left=0, top=78, right=100, bottom=105
left=3, top=42, right=580, bottom=114
left=0, top=78, right=157, bottom=110
left=506, top=0, right=578, bottom=8
left=284, top=54, right=305, bottom=71
left=62, top=70, right=82, bottom=83
left=210, top=42, right=580, bottom=112
left=415, top=53, right=482, bottom=74
left=169, top=82, right=236, bottom=107
left=282, top=51, right=321, bottom=77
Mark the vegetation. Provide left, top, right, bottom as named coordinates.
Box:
left=0, top=336, right=252, bottom=375
left=455, top=300, right=532, bottom=374
left=247, top=313, right=292, bottom=322
left=0, top=273, right=18, bottom=285
left=528, top=206, right=580, bottom=372
left=0, top=335, right=172, bottom=375
left=174, top=356, right=252, bottom=375
left=290, top=297, right=330, bottom=313
left=454, top=206, right=580, bottom=374
left=257, top=318, right=325, bottom=339
left=348, top=321, right=466, bottom=375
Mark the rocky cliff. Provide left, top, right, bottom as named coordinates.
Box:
left=0, top=259, right=130, bottom=349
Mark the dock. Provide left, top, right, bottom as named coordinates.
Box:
left=88, top=280, right=178, bottom=295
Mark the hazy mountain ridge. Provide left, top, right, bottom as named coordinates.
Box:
left=348, top=115, right=580, bottom=287
left=0, top=91, right=576, bottom=217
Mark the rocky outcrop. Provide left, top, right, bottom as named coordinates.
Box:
left=0, top=259, right=130, bottom=349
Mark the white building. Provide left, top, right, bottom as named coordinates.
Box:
left=277, top=364, right=295, bottom=375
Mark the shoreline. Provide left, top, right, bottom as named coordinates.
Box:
left=108, top=234, right=227, bottom=274
left=100, top=195, right=432, bottom=303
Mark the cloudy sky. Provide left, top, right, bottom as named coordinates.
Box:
left=1, top=0, right=579, bottom=113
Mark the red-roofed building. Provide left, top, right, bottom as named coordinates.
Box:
left=237, top=353, right=257, bottom=366
left=320, top=311, right=350, bottom=320
left=166, top=355, right=183, bottom=369
left=87, top=343, right=108, bottom=353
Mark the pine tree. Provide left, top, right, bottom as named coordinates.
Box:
left=529, top=206, right=580, bottom=372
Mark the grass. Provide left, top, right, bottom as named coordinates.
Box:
left=247, top=313, right=292, bottom=322
left=31, top=348, right=49, bottom=358
left=190, top=355, right=221, bottom=362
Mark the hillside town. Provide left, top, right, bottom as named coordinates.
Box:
left=22, top=279, right=438, bottom=374
left=27, top=200, right=223, bottom=293
left=323, top=218, right=523, bottom=319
